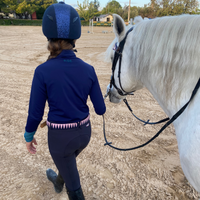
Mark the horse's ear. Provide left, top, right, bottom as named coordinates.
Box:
left=134, top=16, right=143, bottom=24
left=113, top=14, right=126, bottom=42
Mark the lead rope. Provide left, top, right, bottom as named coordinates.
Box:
left=103, top=78, right=200, bottom=151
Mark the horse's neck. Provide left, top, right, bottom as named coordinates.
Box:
left=143, top=78, right=200, bottom=136
left=144, top=81, right=183, bottom=115
left=142, top=80, right=178, bottom=117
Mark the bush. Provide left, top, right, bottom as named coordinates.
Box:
left=0, top=19, right=111, bottom=27
left=0, top=19, right=42, bottom=26
left=81, top=20, right=89, bottom=26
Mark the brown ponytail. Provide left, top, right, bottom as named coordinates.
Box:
left=47, top=39, right=75, bottom=61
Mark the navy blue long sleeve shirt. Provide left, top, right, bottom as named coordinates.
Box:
left=25, top=50, right=106, bottom=133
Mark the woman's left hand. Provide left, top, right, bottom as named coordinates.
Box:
left=26, top=137, right=37, bottom=154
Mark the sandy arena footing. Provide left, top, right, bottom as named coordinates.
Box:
left=0, top=26, right=199, bottom=200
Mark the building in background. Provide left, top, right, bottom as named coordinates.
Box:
left=94, top=14, right=113, bottom=22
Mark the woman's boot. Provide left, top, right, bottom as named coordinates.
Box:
left=46, top=168, right=65, bottom=193
left=67, top=187, right=85, bottom=200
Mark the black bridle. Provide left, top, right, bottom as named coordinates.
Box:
left=103, top=77, right=200, bottom=151
left=104, top=27, right=200, bottom=151
left=109, top=27, right=134, bottom=96
left=107, top=26, right=169, bottom=125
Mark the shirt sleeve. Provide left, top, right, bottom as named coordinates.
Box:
left=25, top=68, right=47, bottom=133
left=89, top=68, right=106, bottom=115
left=24, top=131, right=36, bottom=142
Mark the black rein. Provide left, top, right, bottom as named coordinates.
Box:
left=104, top=26, right=200, bottom=151
left=103, top=78, right=200, bottom=151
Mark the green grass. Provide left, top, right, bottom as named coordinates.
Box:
left=0, top=19, right=111, bottom=26
left=0, top=19, right=42, bottom=26
left=0, top=19, right=89, bottom=26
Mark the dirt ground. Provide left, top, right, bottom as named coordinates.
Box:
left=0, top=26, right=199, bottom=200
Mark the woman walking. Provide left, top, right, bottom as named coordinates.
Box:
left=24, top=2, right=106, bottom=199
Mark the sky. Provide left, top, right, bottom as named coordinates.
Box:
left=62, top=0, right=151, bottom=9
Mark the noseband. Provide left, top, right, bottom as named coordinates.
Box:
left=109, top=27, right=134, bottom=96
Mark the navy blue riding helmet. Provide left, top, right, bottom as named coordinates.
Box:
left=42, top=2, right=81, bottom=42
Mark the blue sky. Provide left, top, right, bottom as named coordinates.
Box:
left=63, top=0, right=151, bottom=9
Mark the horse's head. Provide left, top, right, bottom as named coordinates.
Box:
left=105, top=14, right=144, bottom=103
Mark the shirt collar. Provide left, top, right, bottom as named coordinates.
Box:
left=57, top=50, right=76, bottom=58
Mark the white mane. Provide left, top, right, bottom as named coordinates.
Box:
left=132, top=15, right=200, bottom=104
left=106, top=15, right=200, bottom=107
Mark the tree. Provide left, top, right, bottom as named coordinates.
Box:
left=156, top=0, right=199, bottom=16
left=92, top=0, right=100, bottom=11
left=101, top=0, right=122, bottom=14
left=42, top=0, right=57, bottom=10
left=150, top=0, right=157, bottom=9
left=2, top=0, right=56, bottom=19
left=2, top=0, right=18, bottom=13
left=130, top=6, right=139, bottom=19
left=0, top=0, right=6, bottom=12
left=148, top=0, right=160, bottom=17
left=77, top=0, right=96, bottom=22
left=118, top=5, right=128, bottom=20
left=16, top=0, right=37, bottom=16
left=179, top=0, right=199, bottom=13
left=34, top=0, right=57, bottom=19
